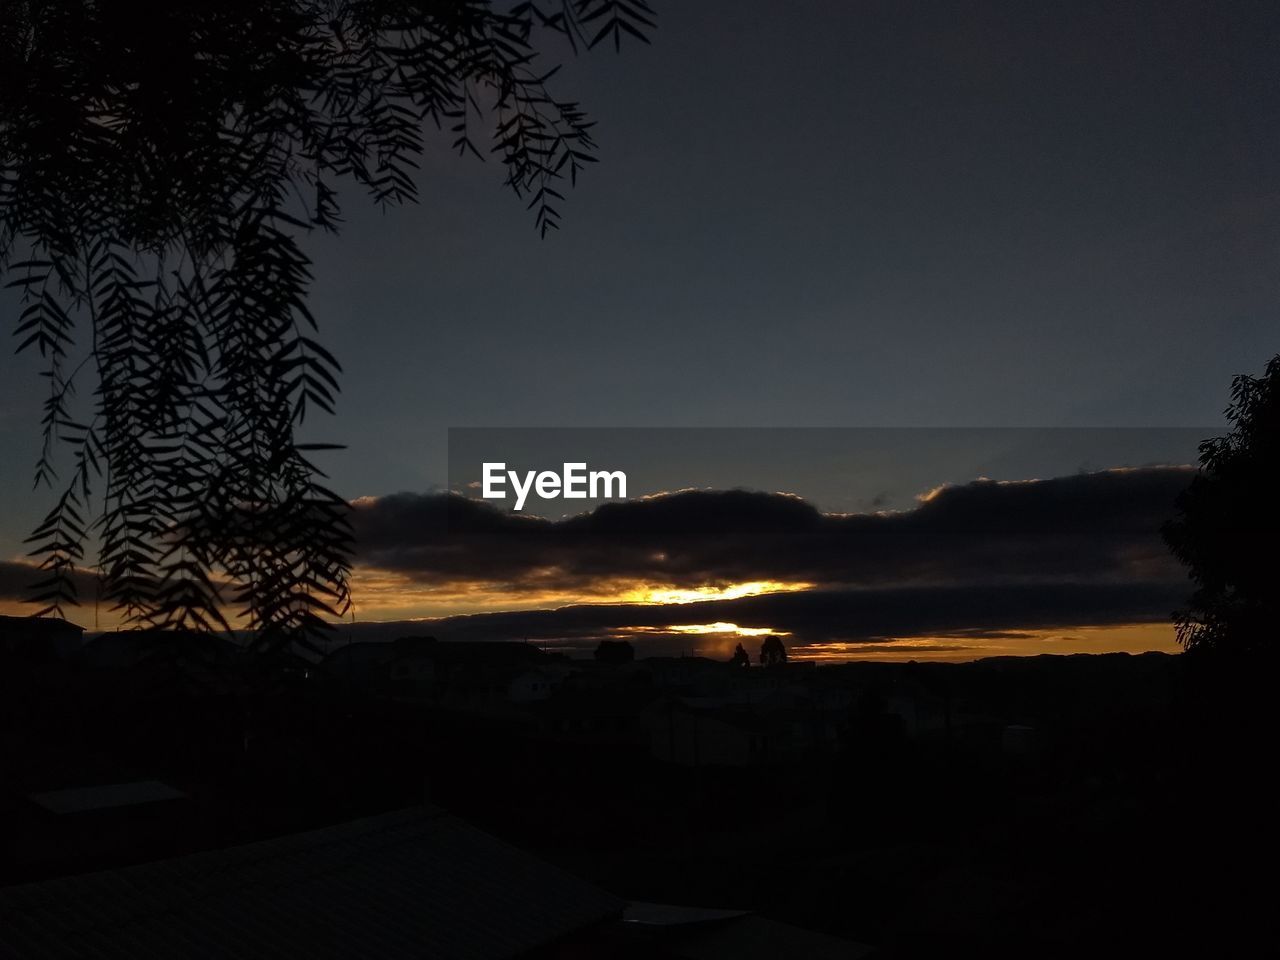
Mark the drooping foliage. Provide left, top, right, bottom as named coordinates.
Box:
left=1164, top=354, right=1280, bottom=656
left=0, top=1, right=655, bottom=649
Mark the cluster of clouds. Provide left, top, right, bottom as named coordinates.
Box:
left=337, top=581, right=1187, bottom=650
left=3, top=466, right=1194, bottom=652
left=345, top=466, right=1194, bottom=649
left=0, top=561, right=97, bottom=606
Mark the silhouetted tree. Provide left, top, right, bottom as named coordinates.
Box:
left=594, top=639, right=634, bottom=664
left=758, top=634, right=787, bottom=667
left=0, top=2, right=655, bottom=649
left=729, top=642, right=750, bottom=667
left=1163, top=354, right=1280, bottom=656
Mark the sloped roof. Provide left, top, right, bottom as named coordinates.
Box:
left=76, top=630, right=239, bottom=670
left=623, top=903, right=874, bottom=959
left=0, top=615, right=84, bottom=633
left=663, top=914, right=874, bottom=960
left=72, top=631, right=252, bottom=698
left=28, top=780, right=188, bottom=815
left=0, top=807, right=623, bottom=959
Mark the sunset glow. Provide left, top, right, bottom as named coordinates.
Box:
left=665, top=622, right=783, bottom=637
left=789, top=622, right=1180, bottom=662
left=617, top=580, right=813, bottom=605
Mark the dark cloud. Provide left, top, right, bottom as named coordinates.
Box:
left=0, top=560, right=98, bottom=604
left=339, top=580, right=1187, bottom=651
left=352, top=466, right=1194, bottom=591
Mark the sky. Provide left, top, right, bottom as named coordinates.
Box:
left=1, top=0, right=1276, bottom=657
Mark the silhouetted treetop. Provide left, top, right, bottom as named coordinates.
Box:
left=0, top=1, right=654, bottom=649
left=759, top=634, right=786, bottom=667
left=1164, top=354, right=1280, bottom=657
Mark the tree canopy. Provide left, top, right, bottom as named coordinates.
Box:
left=1163, top=354, right=1280, bottom=657
left=759, top=634, right=786, bottom=667
left=0, top=1, right=655, bottom=649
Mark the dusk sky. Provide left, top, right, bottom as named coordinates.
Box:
left=1, top=0, right=1276, bottom=657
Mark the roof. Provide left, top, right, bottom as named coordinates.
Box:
left=320, top=640, right=396, bottom=672
left=0, top=807, right=624, bottom=959
left=623, top=901, right=750, bottom=926
left=623, top=902, right=874, bottom=960
left=75, top=630, right=238, bottom=669
left=404, top=639, right=547, bottom=666
left=72, top=631, right=252, bottom=698
left=28, top=781, right=188, bottom=815
left=661, top=914, right=874, bottom=960
left=0, top=615, right=84, bottom=634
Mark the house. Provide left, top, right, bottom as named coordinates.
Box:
left=14, top=780, right=194, bottom=872
left=0, top=807, right=624, bottom=959
left=0, top=615, right=84, bottom=663
left=74, top=628, right=250, bottom=698
left=385, top=645, right=440, bottom=699
left=323, top=637, right=558, bottom=708
left=884, top=687, right=952, bottom=738
left=1001, top=723, right=1038, bottom=756
left=533, top=683, right=657, bottom=746
left=619, top=900, right=874, bottom=959
left=509, top=665, right=571, bottom=703
left=320, top=640, right=398, bottom=693
left=641, top=655, right=732, bottom=693
left=643, top=696, right=811, bottom=767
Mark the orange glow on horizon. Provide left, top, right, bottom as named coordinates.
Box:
left=343, top=569, right=815, bottom=620
left=4, top=555, right=1185, bottom=664
left=790, top=622, right=1181, bottom=663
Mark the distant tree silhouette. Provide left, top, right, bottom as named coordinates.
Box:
left=594, top=639, right=635, bottom=664
left=758, top=634, right=787, bottom=667
left=1163, top=354, right=1280, bottom=656
left=729, top=642, right=750, bottom=667
left=0, top=2, right=655, bottom=649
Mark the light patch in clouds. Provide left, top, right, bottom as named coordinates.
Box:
left=616, top=581, right=813, bottom=605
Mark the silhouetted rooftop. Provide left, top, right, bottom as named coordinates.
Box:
left=0, top=615, right=83, bottom=634
left=0, top=807, right=623, bottom=959
left=27, top=781, right=187, bottom=816
left=622, top=901, right=873, bottom=958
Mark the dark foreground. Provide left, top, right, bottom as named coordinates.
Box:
left=1, top=632, right=1273, bottom=958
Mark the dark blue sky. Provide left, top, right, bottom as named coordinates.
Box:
left=1, top=0, right=1276, bottom=552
